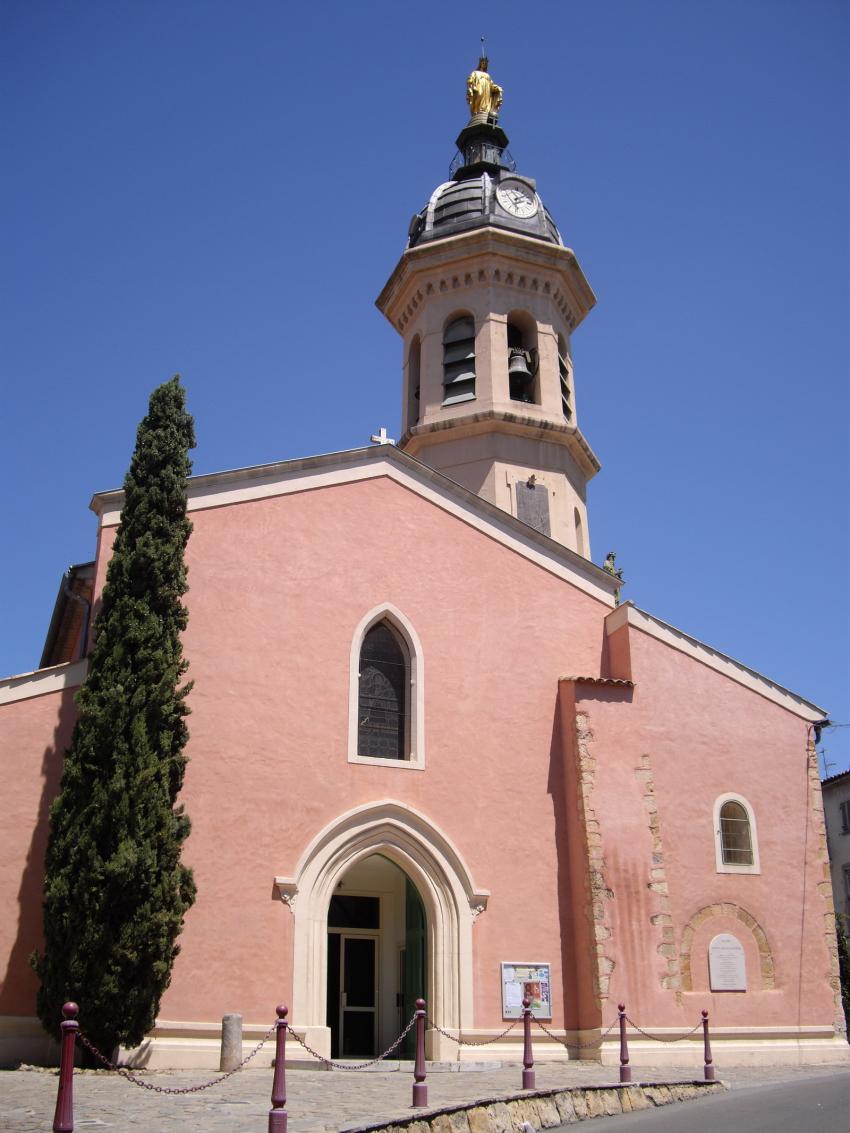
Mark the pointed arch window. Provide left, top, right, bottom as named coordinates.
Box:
left=358, top=622, right=409, bottom=760
left=442, top=316, right=476, bottom=406
left=348, top=605, right=425, bottom=769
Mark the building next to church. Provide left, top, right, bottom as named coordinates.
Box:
left=823, top=771, right=850, bottom=922
left=1, top=61, right=846, bottom=1070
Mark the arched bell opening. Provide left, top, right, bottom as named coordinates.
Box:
left=506, top=310, right=539, bottom=405
left=326, top=853, right=427, bottom=1058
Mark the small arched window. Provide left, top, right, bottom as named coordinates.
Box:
left=714, top=794, right=760, bottom=874
left=574, top=508, right=585, bottom=557
left=406, top=336, right=421, bottom=431
left=358, top=621, right=409, bottom=760
left=442, top=316, right=476, bottom=405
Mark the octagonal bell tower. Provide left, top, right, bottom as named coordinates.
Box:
left=376, top=59, right=599, bottom=556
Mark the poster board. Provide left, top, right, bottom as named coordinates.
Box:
left=500, top=962, right=552, bottom=1019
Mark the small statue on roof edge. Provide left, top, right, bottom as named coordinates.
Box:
left=603, top=551, right=624, bottom=606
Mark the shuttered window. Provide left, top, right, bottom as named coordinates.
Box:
left=442, top=316, right=476, bottom=405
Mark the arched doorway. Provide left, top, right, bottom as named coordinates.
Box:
left=278, top=800, right=489, bottom=1059
left=325, top=854, right=426, bottom=1057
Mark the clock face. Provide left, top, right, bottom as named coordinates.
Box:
left=496, top=180, right=538, bottom=219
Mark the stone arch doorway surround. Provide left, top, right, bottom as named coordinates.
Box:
left=275, top=800, right=490, bottom=1058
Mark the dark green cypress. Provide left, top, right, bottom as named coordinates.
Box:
left=32, top=376, right=197, bottom=1058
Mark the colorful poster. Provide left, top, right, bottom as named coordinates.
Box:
left=500, top=962, right=552, bottom=1019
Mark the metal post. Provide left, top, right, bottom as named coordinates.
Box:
left=617, top=1003, right=631, bottom=1084
left=701, top=1010, right=715, bottom=1081
left=52, top=1002, right=79, bottom=1133
left=521, top=997, right=535, bottom=1090
left=268, top=1005, right=288, bottom=1133
left=412, top=998, right=428, bottom=1108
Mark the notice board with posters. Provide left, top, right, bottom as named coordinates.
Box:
left=500, top=962, right=552, bottom=1019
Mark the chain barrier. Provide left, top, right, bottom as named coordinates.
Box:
left=624, top=1015, right=705, bottom=1044
left=531, top=1014, right=620, bottom=1050
left=283, top=1013, right=417, bottom=1071
left=76, top=1021, right=277, bottom=1093
left=426, top=1016, right=520, bottom=1047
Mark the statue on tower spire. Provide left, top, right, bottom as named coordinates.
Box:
left=466, top=54, right=503, bottom=119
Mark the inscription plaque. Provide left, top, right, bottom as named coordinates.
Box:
left=708, top=933, right=747, bottom=991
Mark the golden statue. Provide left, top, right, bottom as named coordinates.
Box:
left=466, top=56, right=503, bottom=118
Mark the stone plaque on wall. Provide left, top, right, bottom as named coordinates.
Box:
left=515, top=481, right=551, bottom=537
left=708, top=933, right=747, bottom=991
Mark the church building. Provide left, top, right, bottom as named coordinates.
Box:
left=1, top=61, right=846, bottom=1069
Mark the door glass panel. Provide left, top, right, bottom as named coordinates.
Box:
left=342, top=1010, right=374, bottom=1056
left=344, top=937, right=375, bottom=1007
left=328, top=895, right=380, bottom=929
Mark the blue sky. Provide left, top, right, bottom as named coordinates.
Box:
left=2, top=0, right=848, bottom=770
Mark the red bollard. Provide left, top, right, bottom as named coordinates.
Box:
left=618, top=1003, right=631, bottom=1084
left=521, top=997, right=535, bottom=1090
left=53, top=1002, right=79, bottom=1133
left=702, top=1010, right=715, bottom=1081
left=412, top=998, right=428, bottom=1108
left=268, top=1005, right=288, bottom=1133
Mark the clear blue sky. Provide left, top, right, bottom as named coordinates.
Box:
left=2, top=1, right=848, bottom=770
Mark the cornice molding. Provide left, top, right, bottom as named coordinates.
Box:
left=0, top=658, right=88, bottom=705
left=90, top=445, right=619, bottom=605
left=605, top=602, right=826, bottom=722
left=400, top=410, right=601, bottom=479
left=376, top=227, right=596, bottom=334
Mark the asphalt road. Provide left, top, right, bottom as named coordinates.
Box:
left=556, top=1071, right=850, bottom=1132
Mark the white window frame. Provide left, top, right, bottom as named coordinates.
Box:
left=348, top=604, right=425, bottom=770
left=713, top=793, right=760, bottom=875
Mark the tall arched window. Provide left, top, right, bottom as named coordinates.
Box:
left=558, top=334, right=573, bottom=421
left=442, top=316, right=476, bottom=405
left=358, top=622, right=410, bottom=760
left=714, top=794, right=760, bottom=873
left=574, top=508, right=585, bottom=556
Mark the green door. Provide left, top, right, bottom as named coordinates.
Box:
left=401, top=878, right=426, bottom=1056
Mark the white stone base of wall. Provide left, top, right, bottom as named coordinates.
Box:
left=2, top=1016, right=848, bottom=1071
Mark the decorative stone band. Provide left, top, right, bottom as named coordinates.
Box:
left=0, top=658, right=88, bottom=706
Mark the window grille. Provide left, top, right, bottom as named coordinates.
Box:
left=719, top=801, right=754, bottom=866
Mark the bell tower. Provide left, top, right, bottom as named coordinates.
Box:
left=376, top=59, right=600, bottom=556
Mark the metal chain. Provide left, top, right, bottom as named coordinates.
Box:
left=531, top=1015, right=619, bottom=1050
left=624, top=1016, right=704, bottom=1044
left=426, top=1016, right=520, bottom=1047
left=76, top=1021, right=277, bottom=1093
left=283, top=1013, right=417, bottom=1071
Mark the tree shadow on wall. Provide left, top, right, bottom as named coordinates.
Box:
left=0, top=690, right=78, bottom=1062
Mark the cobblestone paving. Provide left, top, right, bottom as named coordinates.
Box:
left=3, top=1060, right=849, bottom=1133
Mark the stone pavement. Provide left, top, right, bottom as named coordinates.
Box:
left=3, top=1060, right=849, bottom=1133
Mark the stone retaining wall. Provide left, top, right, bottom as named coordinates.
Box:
left=346, top=1079, right=726, bottom=1132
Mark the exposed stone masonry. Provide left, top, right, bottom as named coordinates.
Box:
left=633, top=754, right=681, bottom=994
left=679, top=903, right=775, bottom=992
left=356, top=1081, right=725, bottom=1133
left=807, top=735, right=846, bottom=1036
left=574, top=712, right=616, bottom=1006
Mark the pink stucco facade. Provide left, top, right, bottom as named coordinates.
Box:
left=0, top=448, right=844, bottom=1068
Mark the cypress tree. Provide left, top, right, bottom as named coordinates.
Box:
left=33, top=376, right=197, bottom=1058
